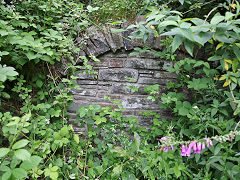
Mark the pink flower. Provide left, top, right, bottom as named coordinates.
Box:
left=181, top=144, right=189, bottom=156
left=204, top=138, right=213, bottom=148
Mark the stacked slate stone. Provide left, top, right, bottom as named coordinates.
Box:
left=67, top=16, right=177, bottom=131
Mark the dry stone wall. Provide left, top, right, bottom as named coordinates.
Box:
left=68, top=18, right=177, bottom=130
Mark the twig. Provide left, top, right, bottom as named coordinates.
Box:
left=46, top=62, right=62, bottom=94
left=230, top=120, right=240, bottom=141
left=204, top=6, right=219, bottom=23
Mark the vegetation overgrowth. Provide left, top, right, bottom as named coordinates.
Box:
left=0, top=0, right=240, bottom=179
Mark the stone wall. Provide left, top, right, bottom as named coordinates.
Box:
left=67, top=18, right=177, bottom=130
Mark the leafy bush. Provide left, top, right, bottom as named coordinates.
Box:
left=1, top=0, right=240, bottom=179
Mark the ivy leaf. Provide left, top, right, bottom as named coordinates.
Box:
left=0, top=148, right=10, bottom=158
left=14, top=149, right=31, bottom=161
left=12, top=139, right=29, bottom=149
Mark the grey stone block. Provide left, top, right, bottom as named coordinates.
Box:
left=125, top=58, right=173, bottom=70
left=98, top=68, right=138, bottom=82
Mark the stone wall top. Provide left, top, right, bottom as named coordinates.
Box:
left=75, top=15, right=162, bottom=58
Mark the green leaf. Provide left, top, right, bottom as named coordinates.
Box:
left=179, top=0, right=184, bottom=5
left=50, top=172, right=58, bottom=179
left=73, top=134, right=79, bottom=144
left=60, top=126, right=69, bottom=137
left=134, top=132, right=141, bottom=151
left=12, top=168, right=27, bottom=179
left=184, top=40, right=194, bottom=56
left=174, top=164, right=181, bottom=178
left=225, top=12, right=234, bottom=20
left=20, top=156, right=42, bottom=170
left=14, top=149, right=31, bottom=161
left=0, top=148, right=10, bottom=158
left=178, top=107, right=189, bottom=116
left=36, top=79, right=43, bottom=88
left=180, top=28, right=194, bottom=41
left=160, top=20, right=179, bottom=27
left=211, top=108, right=218, bottom=117
left=172, top=35, right=184, bottom=52
left=233, top=45, right=240, bottom=60
left=12, top=139, right=29, bottom=150
left=0, top=74, right=7, bottom=82
left=210, top=15, right=225, bottom=25
left=215, top=33, right=232, bottom=43
left=232, top=59, right=239, bottom=72
left=2, top=170, right=12, bottom=180
left=194, top=32, right=212, bottom=45
left=113, top=164, right=122, bottom=176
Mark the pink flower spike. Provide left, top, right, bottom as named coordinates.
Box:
left=181, top=144, right=188, bottom=156
left=202, top=143, right=206, bottom=150
left=170, top=146, right=174, bottom=151
left=196, top=143, right=202, bottom=154
left=193, top=143, right=197, bottom=153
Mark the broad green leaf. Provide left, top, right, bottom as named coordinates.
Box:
left=2, top=171, right=12, bottom=180
left=215, top=33, right=232, bottom=43
left=225, top=12, right=234, bottom=20
left=180, top=28, right=194, bottom=41
left=172, top=35, right=184, bottom=52
left=60, top=126, right=69, bottom=137
left=50, top=172, right=58, bottom=179
left=0, top=74, right=7, bottom=82
left=180, top=22, right=191, bottom=28
left=194, top=32, right=212, bottom=45
left=160, top=20, right=178, bottom=27
left=0, top=148, right=10, bottom=158
left=14, top=149, right=31, bottom=161
left=184, top=40, right=194, bottom=56
left=210, top=15, right=225, bottom=25
left=12, top=139, right=29, bottom=149
left=12, top=168, right=27, bottom=179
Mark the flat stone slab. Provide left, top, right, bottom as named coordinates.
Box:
left=98, top=68, right=138, bottom=82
